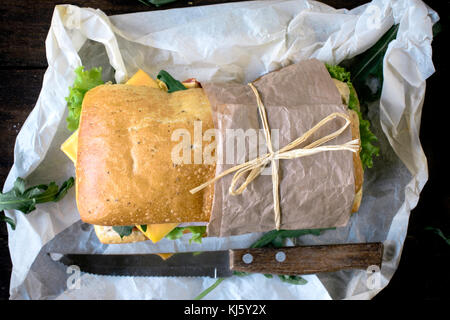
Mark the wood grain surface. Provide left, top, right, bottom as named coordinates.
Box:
left=230, top=243, right=383, bottom=275
left=0, top=0, right=448, bottom=300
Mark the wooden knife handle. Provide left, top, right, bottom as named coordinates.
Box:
left=229, top=242, right=383, bottom=275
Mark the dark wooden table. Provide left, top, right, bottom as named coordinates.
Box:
left=0, top=0, right=448, bottom=300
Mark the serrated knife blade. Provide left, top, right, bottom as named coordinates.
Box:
left=50, top=242, right=384, bottom=278
left=51, top=251, right=233, bottom=278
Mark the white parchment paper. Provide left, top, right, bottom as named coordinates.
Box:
left=4, top=0, right=438, bottom=300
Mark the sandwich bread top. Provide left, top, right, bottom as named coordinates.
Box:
left=76, top=84, right=215, bottom=226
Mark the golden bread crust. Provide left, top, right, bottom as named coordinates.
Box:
left=77, top=84, right=215, bottom=226
left=333, top=78, right=364, bottom=213
left=349, top=109, right=364, bottom=212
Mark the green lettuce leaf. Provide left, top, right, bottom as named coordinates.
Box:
left=326, top=64, right=380, bottom=169
left=165, top=226, right=207, bottom=244
left=66, top=66, right=104, bottom=131
left=114, top=225, right=207, bottom=243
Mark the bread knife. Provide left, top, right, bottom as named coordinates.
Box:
left=50, top=242, right=383, bottom=278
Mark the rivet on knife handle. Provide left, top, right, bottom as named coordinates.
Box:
left=229, top=242, right=383, bottom=275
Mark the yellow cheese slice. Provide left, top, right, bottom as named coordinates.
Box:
left=136, top=223, right=179, bottom=243
left=61, top=129, right=79, bottom=163
left=125, top=69, right=160, bottom=88
left=60, top=69, right=180, bottom=243
left=155, top=253, right=174, bottom=260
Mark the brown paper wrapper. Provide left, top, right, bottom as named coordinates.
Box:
left=202, top=59, right=356, bottom=237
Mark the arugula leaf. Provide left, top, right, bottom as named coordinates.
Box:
left=165, top=226, right=207, bottom=244
left=349, top=24, right=399, bottom=101
left=0, top=177, right=75, bottom=229
left=138, top=0, right=178, bottom=8
left=140, top=225, right=147, bottom=232
left=66, top=66, right=104, bottom=131
left=112, top=226, right=135, bottom=239
left=0, top=177, right=75, bottom=213
left=54, top=177, right=76, bottom=201
left=0, top=215, right=16, bottom=230
left=156, top=70, right=187, bottom=93
left=278, top=275, right=308, bottom=285
left=326, top=64, right=380, bottom=169
left=250, top=228, right=330, bottom=248
left=194, top=277, right=225, bottom=300
left=13, top=177, right=26, bottom=194
left=425, top=227, right=450, bottom=246
left=432, top=21, right=442, bottom=38
left=232, top=270, right=274, bottom=279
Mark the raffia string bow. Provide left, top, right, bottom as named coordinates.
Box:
left=190, top=82, right=360, bottom=230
